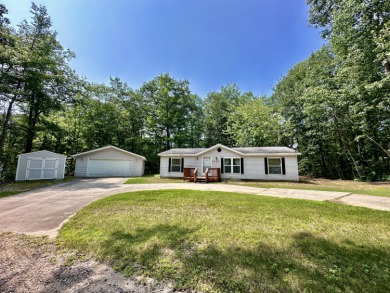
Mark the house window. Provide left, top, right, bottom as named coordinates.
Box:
left=268, top=158, right=282, bottom=174
left=171, top=158, right=181, bottom=172
left=203, top=157, right=211, bottom=173
left=224, top=158, right=241, bottom=173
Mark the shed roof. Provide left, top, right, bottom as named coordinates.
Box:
left=72, top=146, right=146, bottom=161
left=18, top=150, right=66, bottom=158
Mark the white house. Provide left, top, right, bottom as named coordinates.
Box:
left=15, top=150, right=66, bottom=181
left=158, top=144, right=300, bottom=181
left=72, top=146, right=146, bottom=177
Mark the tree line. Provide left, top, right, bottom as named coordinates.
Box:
left=0, top=1, right=389, bottom=180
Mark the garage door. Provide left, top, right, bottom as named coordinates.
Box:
left=87, top=159, right=131, bottom=177
left=26, top=158, right=58, bottom=180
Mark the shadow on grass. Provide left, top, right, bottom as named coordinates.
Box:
left=97, top=226, right=390, bottom=292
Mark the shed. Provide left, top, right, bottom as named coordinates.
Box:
left=72, top=146, right=146, bottom=177
left=15, top=150, right=66, bottom=181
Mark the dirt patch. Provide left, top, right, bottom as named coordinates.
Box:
left=0, top=233, right=181, bottom=293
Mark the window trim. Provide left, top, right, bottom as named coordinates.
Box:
left=268, top=157, right=282, bottom=175
left=224, top=157, right=241, bottom=174
left=170, top=158, right=182, bottom=172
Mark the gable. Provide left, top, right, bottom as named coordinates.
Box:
left=18, top=150, right=65, bottom=159
left=76, top=148, right=141, bottom=160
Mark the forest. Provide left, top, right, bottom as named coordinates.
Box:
left=0, top=1, right=389, bottom=180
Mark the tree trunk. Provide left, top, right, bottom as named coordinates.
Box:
left=0, top=95, right=16, bottom=162
left=25, top=106, right=39, bottom=153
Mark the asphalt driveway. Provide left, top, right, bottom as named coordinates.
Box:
left=0, top=178, right=389, bottom=238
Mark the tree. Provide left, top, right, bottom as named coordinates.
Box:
left=203, top=84, right=242, bottom=146
left=306, top=0, right=390, bottom=180
left=140, top=73, right=194, bottom=150
left=16, top=3, right=76, bottom=153
left=226, top=96, right=282, bottom=147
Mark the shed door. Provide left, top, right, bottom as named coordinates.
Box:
left=26, top=158, right=58, bottom=180
left=87, top=159, right=131, bottom=177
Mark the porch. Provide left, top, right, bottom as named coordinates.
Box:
left=183, top=167, right=221, bottom=183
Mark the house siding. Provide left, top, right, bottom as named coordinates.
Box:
left=74, top=149, right=145, bottom=177
left=159, top=147, right=299, bottom=181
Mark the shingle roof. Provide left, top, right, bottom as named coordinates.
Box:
left=159, top=148, right=207, bottom=155
left=159, top=145, right=298, bottom=156
left=232, top=147, right=297, bottom=154
left=72, top=145, right=147, bottom=160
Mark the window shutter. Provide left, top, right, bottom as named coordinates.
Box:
left=282, top=158, right=286, bottom=175
left=168, top=158, right=171, bottom=172
left=264, top=158, right=268, bottom=174
left=241, top=158, right=244, bottom=174
left=181, top=158, right=184, bottom=172
left=221, top=157, right=224, bottom=173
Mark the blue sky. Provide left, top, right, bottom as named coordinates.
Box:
left=4, top=0, right=324, bottom=98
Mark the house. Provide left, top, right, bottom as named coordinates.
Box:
left=72, top=146, right=146, bottom=177
left=15, top=150, right=66, bottom=181
left=158, top=144, right=300, bottom=181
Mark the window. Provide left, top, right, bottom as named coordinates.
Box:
left=224, top=158, right=241, bottom=173
left=203, top=157, right=211, bottom=173
left=171, top=158, right=181, bottom=172
left=268, top=158, right=282, bottom=174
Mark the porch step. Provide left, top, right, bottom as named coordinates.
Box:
left=195, top=177, right=206, bottom=183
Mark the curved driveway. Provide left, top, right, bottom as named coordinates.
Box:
left=0, top=178, right=389, bottom=238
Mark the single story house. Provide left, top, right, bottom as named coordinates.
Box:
left=158, top=144, right=300, bottom=181
left=15, top=150, right=66, bottom=181
left=72, top=146, right=146, bottom=177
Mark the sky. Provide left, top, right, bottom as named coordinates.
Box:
left=3, top=0, right=325, bottom=98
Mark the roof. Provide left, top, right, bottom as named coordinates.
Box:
left=158, top=144, right=300, bottom=156
left=18, top=150, right=66, bottom=158
left=72, top=145, right=147, bottom=161
left=233, top=147, right=297, bottom=154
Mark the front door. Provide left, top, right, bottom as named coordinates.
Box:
left=202, top=157, right=211, bottom=174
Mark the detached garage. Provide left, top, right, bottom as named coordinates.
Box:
left=15, top=150, right=66, bottom=181
left=72, top=146, right=146, bottom=177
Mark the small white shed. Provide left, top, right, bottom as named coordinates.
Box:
left=72, top=146, right=146, bottom=177
left=15, top=150, right=66, bottom=181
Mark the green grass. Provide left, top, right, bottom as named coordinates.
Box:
left=58, top=190, right=390, bottom=292
left=0, top=177, right=76, bottom=198
left=226, top=177, right=390, bottom=197
left=124, top=174, right=390, bottom=197
left=0, top=191, right=20, bottom=198
left=124, top=174, right=184, bottom=184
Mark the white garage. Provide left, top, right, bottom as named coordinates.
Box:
left=15, top=150, right=66, bottom=181
left=72, top=146, right=146, bottom=177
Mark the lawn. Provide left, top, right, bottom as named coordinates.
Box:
left=0, top=177, right=76, bottom=198
left=228, top=177, right=390, bottom=197
left=58, top=190, right=390, bottom=293
left=124, top=174, right=184, bottom=184
left=124, top=174, right=390, bottom=197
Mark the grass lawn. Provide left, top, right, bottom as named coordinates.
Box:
left=228, top=177, right=390, bottom=197
left=0, top=177, right=76, bottom=198
left=124, top=174, right=390, bottom=197
left=124, top=174, right=184, bottom=184
left=58, top=190, right=390, bottom=293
